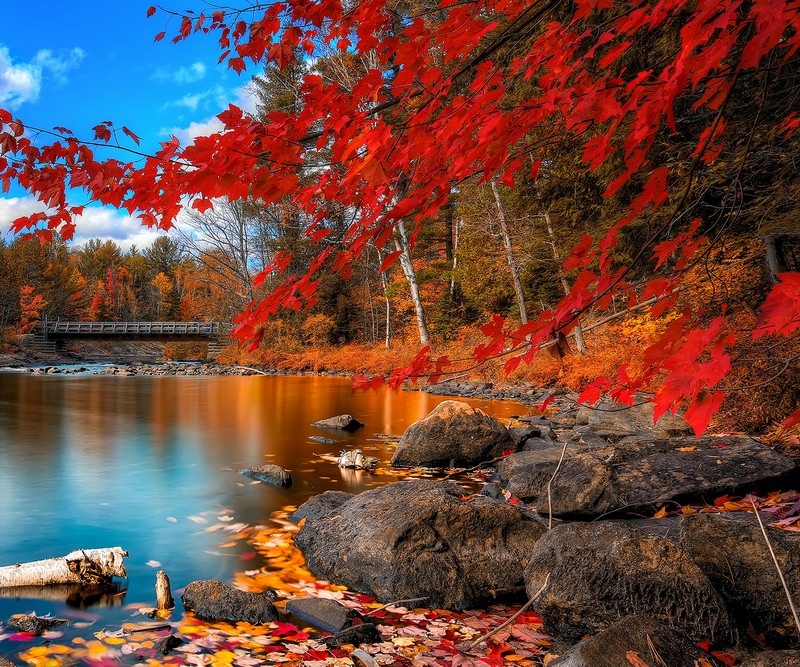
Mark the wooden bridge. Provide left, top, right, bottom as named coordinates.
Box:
left=26, top=320, right=231, bottom=356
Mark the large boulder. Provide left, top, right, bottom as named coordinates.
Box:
left=182, top=580, right=279, bottom=624
left=680, top=513, right=800, bottom=648
left=391, top=400, right=515, bottom=467
left=498, top=435, right=796, bottom=517
left=311, top=414, right=364, bottom=431
left=575, top=397, right=691, bottom=437
left=550, top=615, right=724, bottom=667
left=294, top=479, right=546, bottom=609
left=524, top=521, right=737, bottom=644
left=288, top=490, right=352, bottom=525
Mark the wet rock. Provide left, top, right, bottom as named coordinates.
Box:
left=182, top=580, right=279, bottom=624
left=7, top=614, right=69, bottom=635
left=480, top=482, right=504, bottom=499
left=391, top=401, right=516, bottom=468
left=285, top=597, right=362, bottom=634
left=311, top=414, right=365, bottom=431
left=294, top=479, right=546, bottom=610
left=521, top=437, right=560, bottom=451
left=550, top=615, right=723, bottom=667
left=288, top=490, right=353, bottom=525
left=0, top=654, right=16, bottom=667
left=498, top=436, right=795, bottom=517
left=321, top=623, right=382, bottom=647
left=680, top=512, right=800, bottom=647
left=524, top=521, right=737, bottom=644
left=575, top=397, right=690, bottom=437
left=155, top=635, right=184, bottom=656
left=240, top=464, right=292, bottom=488
left=309, top=435, right=336, bottom=445
left=739, top=651, right=800, bottom=667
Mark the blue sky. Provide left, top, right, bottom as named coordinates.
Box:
left=0, top=1, right=258, bottom=249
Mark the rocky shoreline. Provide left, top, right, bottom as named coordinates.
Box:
left=2, top=356, right=566, bottom=406
left=3, top=356, right=799, bottom=664
left=287, top=400, right=800, bottom=665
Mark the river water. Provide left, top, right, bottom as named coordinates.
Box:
left=0, top=369, right=522, bottom=626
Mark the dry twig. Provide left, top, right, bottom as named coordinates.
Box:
left=464, top=573, right=550, bottom=651
left=750, top=497, right=800, bottom=635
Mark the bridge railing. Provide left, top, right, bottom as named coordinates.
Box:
left=41, top=321, right=230, bottom=336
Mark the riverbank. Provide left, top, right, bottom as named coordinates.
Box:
left=6, top=358, right=567, bottom=411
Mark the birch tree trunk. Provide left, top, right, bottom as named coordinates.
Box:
left=0, top=548, right=128, bottom=588
left=490, top=180, right=528, bottom=325
left=394, top=218, right=431, bottom=346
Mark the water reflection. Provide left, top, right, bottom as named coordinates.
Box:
left=0, top=372, right=522, bottom=623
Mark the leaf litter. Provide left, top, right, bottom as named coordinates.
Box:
left=4, top=473, right=799, bottom=666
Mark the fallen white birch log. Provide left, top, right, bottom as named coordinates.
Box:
left=0, top=548, right=128, bottom=588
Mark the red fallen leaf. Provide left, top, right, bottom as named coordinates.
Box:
left=240, top=552, right=256, bottom=560
left=501, top=449, right=513, bottom=457
left=697, top=640, right=711, bottom=652
left=303, top=649, right=331, bottom=659
left=712, top=650, right=737, bottom=666
left=270, top=621, right=303, bottom=636
left=782, top=408, right=800, bottom=430
left=507, top=497, right=521, bottom=506
left=774, top=501, right=800, bottom=520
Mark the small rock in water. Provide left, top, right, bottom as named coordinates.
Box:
left=7, top=614, right=69, bottom=635
left=311, top=414, right=365, bottom=431
left=182, top=580, right=278, bottom=624
left=240, top=464, right=292, bottom=488
left=155, top=635, right=184, bottom=656
left=309, top=435, right=336, bottom=445
left=337, top=449, right=378, bottom=470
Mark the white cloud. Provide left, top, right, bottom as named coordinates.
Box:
left=162, top=85, right=258, bottom=145
left=153, top=61, right=206, bottom=84
left=0, top=196, right=164, bottom=252
left=0, top=44, right=85, bottom=108
left=168, top=93, right=205, bottom=112
left=0, top=46, right=40, bottom=107
left=33, top=47, right=85, bottom=84
left=165, top=117, right=225, bottom=146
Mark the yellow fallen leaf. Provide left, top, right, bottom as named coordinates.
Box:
left=392, top=637, right=417, bottom=646
left=653, top=506, right=667, bottom=519
left=104, top=637, right=126, bottom=645
left=676, top=446, right=698, bottom=452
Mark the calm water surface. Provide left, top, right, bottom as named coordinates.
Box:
left=0, top=371, right=522, bottom=625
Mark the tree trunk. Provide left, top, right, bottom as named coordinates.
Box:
left=0, top=548, right=128, bottom=588
left=450, top=218, right=461, bottom=301
left=156, top=570, right=175, bottom=610
left=543, top=209, right=587, bottom=353
left=490, top=180, right=528, bottom=325
left=764, top=235, right=788, bottom=283
left=394, top=219, right=431, bottom=346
